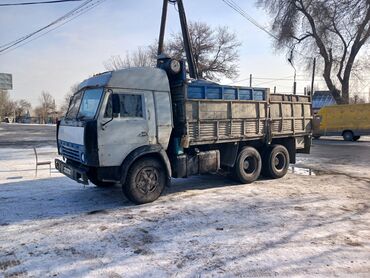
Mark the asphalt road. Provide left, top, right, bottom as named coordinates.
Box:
left=1, top=123, right=370, bottom=165
left=0, top=123, right=57, bottom=148
left=297, top=136, right=370, bottom=180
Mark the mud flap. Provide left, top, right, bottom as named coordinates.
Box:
left=296, top=135, right=312, bottom=154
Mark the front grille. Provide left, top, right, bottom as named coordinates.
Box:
left=59, top=141, right=83, bottom=163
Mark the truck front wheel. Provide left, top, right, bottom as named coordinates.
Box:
left=234, top=147, right=262, bottom=184
left=262, top=144, right=289, bottom=179
left=124, top=157, right=166, bottom=204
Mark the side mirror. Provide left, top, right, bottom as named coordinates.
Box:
left=112, top=94, right=120, bottom=115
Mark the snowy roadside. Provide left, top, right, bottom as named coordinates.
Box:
left=296, top=137, right=370, bottom=180
left=0, top=145, right=369, bottom=277
left=0, top=147, right=61, bottom=183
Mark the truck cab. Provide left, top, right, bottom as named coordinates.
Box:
left=56, top=67, right=174, bottom=202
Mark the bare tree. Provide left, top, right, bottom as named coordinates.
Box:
left=155, top=21, right=241, bottom=81
left=258, top=0, right=370, bottom=104
left=104, top=21, right=241, bottom=81
left=14, top=99, right=32, bottom=119
left=104, top=47, right=155, bottom=71
left=0, top=90, right=15, bottom=120
left=35, top=91, right=56, bottom=124
left=0, top=90, right=9, bottom=119
left=349, top=94, right=366, bottom=104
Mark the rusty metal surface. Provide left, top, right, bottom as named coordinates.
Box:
left=179, top=93, right=312, bottom=147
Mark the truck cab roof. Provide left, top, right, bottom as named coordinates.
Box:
left=77, top=67, right=170, bottom=93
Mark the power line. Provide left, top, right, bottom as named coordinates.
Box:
left=0, top=0, right=83, bottom=6
left=228, top=75, right=327, bottom=85
left=222, top=0, right=278, bottom=40
left=0, top=0, right=94, bottom=52
left=0, top=0, right=107, bottom=55
left=221, top=0, right=308, bottom=58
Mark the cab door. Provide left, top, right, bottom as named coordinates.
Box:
left=98, top=90, right=153, bottom=167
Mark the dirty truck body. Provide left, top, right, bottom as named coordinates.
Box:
left=55, top=66, right=312, bottom=204
left=313, top=103, right=370, bottom=141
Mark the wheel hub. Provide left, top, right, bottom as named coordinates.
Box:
left=243, top=156, right=257, bottom=174
left=135, top=167, right=159, bottom=194
left=274, top=153, right=286, bottom=171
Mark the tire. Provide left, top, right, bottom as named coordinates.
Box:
left=353, top=136, right=361, bottom=141
left=233, top=147, right=262, bottom=184
left=124, top=157, right=166, bottom=204
left=88, top=175, right=115, bottom=188
left=343, top=131, right=353, bottom=141
left=261, top=144, right=289, bottom=179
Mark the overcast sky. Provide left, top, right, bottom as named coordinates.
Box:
left=0, top=0, right=331, bottom=107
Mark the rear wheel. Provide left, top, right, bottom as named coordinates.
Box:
left=124, top=157, right=166, bottom=204
left=262, top=144, right=289, bottom=179
left=233, top=147, right=262, bottom=184
left=343, top=131, right=353, bottom=141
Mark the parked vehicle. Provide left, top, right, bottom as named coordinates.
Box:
left=313, top=103, right=370, bottom=141
left=55, top=0, right=312, bottom=204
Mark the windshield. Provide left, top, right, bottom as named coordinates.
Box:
left=77, top=88, right=103, bottom=120
left=65, top=88, right=104, bottom=120
left=65, top=91, right=83, bottom=119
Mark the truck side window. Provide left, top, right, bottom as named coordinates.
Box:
left=105, top=94, right=143, bottom=118
left=104, top=94, right=113, bottom=118
left=119, top=94, right=143, bottom=118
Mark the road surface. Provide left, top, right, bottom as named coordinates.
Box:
left=0, top=123, right=56, bottom=148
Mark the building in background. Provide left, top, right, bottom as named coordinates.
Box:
left=312, top=91, right=337, bottom=114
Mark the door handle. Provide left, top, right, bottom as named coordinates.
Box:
left=138, top=131, right=148, bottom=137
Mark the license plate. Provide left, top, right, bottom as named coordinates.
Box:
left=63, top=166, right=72, bottom=176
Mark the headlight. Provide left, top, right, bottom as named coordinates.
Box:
left=81, top=152, right=85, bottom=162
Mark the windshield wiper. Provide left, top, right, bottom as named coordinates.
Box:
left=76, top=115, right=87, bottom=121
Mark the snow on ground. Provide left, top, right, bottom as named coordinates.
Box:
left=0, top=125, right=369, bottom=277
left=0, top=147, right=60, bottom=183
left=0, top=150, right=369, bottom=277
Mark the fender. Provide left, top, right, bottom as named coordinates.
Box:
left=120, top=145, right=172, bottom=184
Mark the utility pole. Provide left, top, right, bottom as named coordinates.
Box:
left=249, top=74, right=252, bottom=87
left=288, top=50, right=296, bottom=95
left=157, top=0, right=198, bottom=79
left=157, top=0, right=169, bottom=60
left=177, top=0, right=198, bottom=79
left=310, top=58, right=316, bottom=96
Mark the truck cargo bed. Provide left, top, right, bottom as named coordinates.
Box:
left=171, top=82, right=312, bottom=147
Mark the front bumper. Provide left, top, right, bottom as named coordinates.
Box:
left=55, top=159, right=88, bottom=185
